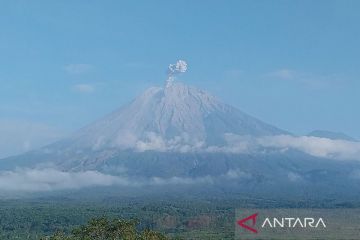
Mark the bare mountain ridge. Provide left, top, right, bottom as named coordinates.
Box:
left=66, top=82, right=287, bottom=152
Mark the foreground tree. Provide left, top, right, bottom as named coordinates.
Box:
left=41, top=217, right=169, bottom=240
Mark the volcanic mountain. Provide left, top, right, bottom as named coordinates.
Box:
left=66, top=81, right=287, bottom=152
left=5, top=81, right=286, bottom=171
left=1, top=81, right=360, bottom=198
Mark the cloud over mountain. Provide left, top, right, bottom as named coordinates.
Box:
left=0, top=168, right=250, bottom=192
left=1, top=81, right=359, bottom=196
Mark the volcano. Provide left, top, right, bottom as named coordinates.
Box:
left=1, top=80, right=360, bottom=198
left=65, top=81, right=287, bottom=152
left=10, top=81, right=288, bottom=173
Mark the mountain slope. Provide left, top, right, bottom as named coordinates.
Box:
left=0, top=81, right=290, bottom=172
left=308, top=130, right=357, bottom=142
left=1, top=81, right=360, bottom=198
left=62, top=82, right=287, bottom=152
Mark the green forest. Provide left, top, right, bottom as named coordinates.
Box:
left=41, top=217, right=168, bottom=240
left=0, top=197, right=357, bottom=239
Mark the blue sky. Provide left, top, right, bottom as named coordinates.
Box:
left=0, top=0, right=359, bottom=157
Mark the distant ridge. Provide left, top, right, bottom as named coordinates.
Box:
left=308, top=130, right=357, bottom=142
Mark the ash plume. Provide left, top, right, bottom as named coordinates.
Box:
left=166, top=60, right=187, bottom=87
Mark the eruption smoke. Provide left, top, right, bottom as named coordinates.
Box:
left=166, top=60, right=188, bottom=87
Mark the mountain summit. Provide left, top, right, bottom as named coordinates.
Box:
left=1, top=80, right=359, bottom=199
left=0, top=81, right=289, bottom=172
left=67, top=82, right=287, bottom=152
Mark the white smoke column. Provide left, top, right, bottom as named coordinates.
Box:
left=166, top=60, right=187, bottom=87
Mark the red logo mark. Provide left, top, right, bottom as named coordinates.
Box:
left=237, top=213, right=258, bottom=234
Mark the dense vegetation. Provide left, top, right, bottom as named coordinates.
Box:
left=0, top=196, right=357, bottom=239
left=0, top=197, right=235, bottom=239
left=41, top=217, right=168, bottom=240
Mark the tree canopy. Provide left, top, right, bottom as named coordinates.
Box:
left=42, top=217, right=169, bottom=240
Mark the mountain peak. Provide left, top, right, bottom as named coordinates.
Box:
left=65, top=82, right=287, bottom=152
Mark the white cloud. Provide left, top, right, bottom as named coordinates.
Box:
left=0, top=166, right=254, bottom=193
left=72, top=84, right=95, bottom=93
left=64, top=64, right=92, bottom=74
left=0, top=169, right=128, bottom=192
left=133, top=132, right=205, bottom=153
left=268, top=69, right=296, bottom=80
left=266, top=69, right=342, bottom=90
left=193, top=134, right=360, bottom=160
left=0, top=120, right=64, bottom=159
left=135, top=132, right=167, bottom=152
left=0, top=168, right=246, bottom=192
left=209, top=134, right=360, bottom=160
left=112, top=130, right=360, bottom=161
left=258, top=135, right=360, bottom=160
left=150, top=176, right=213, bottom=185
